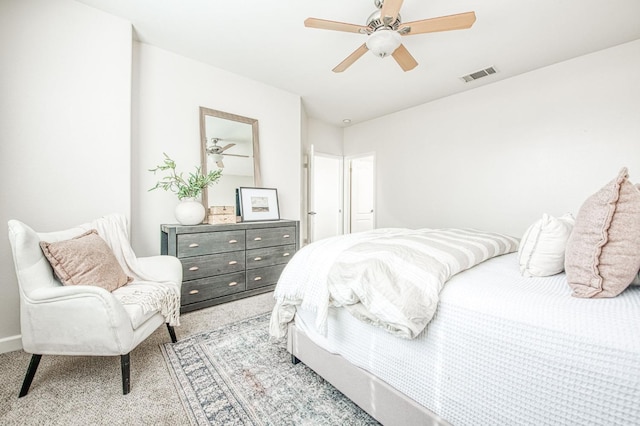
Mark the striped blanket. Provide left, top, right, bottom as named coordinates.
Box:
left=269, top=228, right=519, bottom=339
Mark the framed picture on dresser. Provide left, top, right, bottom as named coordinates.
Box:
left=238, top=187, right=280, bottom=221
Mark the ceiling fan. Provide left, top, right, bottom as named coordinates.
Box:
left=206, top=138, right=249, bottom=168
left=305, top=0, right=476, bottom=72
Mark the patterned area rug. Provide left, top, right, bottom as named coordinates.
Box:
left=161, top=313, right=379, bottom=425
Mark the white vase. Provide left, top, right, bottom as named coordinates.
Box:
left=175, top=198, right=205, bottom=225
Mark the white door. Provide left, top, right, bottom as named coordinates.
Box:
left=308, top=147, right=343, bottom=243
left=348, top=155, right=375, bottom=233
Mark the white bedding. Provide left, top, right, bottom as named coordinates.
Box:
left=270, top=228, right=518, bottom=339
left=294, top=253, right=640, bottom=426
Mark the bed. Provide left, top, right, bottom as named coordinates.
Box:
left=269, top=226, right=640, bottom=426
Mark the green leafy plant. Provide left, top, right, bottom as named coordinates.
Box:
left=149, top=153, right=222, bottom=200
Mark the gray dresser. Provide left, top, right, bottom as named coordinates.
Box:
left=161, top=220, right=299, bottom=313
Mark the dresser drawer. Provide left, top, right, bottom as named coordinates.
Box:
left=181, top=251, right=245, bottom=281
left=181, top=272, right=246, bottom=305
left=177, top=230, right=245, bottom=257
left=246, top=226, right=296, bottom=249
left=163, top=220, right=299, bottom=312
left=246, top=264, right=287, bottom=290
left=246, top=244, right=296, bottom=270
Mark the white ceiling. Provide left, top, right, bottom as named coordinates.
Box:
left=74, top=0, right=640, bottom=127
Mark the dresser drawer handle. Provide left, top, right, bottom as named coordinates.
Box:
left=254, top=237, right=262, bottom=241
left=254, top=257, right=262, bottom=261
left=254, top=276, right=262, bottom=281
left=283, top=253, right=290, bottom=257
left=188, top=266, right=199, bottom=271
left=283, top=234, right=290, bottom=238
left=188, top=243, right=199, bottom=248
left=228, top=281, right=238, bottom=287
left=189, top=289, right=199, bottom=295
left=228, top=260, right=238, bottom=265
left=229, top=239, right=238, bottom=244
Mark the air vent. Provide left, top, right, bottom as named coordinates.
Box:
left=461, top=66, right=497, bottom=83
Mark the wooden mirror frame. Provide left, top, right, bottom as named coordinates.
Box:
left=199, top=106, right=262, bottom=209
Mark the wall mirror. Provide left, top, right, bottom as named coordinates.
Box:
left=199, top=107, right=261, bottom=209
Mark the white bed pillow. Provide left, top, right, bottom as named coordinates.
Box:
left=518, top=213, right=575, bottom=277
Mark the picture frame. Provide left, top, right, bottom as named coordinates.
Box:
left=238, top=187, right=280, bottom=222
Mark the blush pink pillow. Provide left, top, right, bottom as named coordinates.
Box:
left=564, top=168, right=640, bottom=298
left=40, top=229, right=132, bottom=292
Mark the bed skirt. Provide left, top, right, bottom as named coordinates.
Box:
left=287, top=322, right=449, bottom=426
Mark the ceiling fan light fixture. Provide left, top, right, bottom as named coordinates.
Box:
left=366, top=29, right=401, bottom=58
left=306, top=3, right=476, bottom=72
left=211, top=153, right=223, bottom=163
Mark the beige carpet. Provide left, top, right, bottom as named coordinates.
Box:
left=0, top=292, right=276, bottom=425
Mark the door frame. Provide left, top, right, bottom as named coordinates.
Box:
left=307, top=150, right=344, bottom=242
left=308, top=149, right=344, bottom=243
left=344, top=152, right=376, bottom=234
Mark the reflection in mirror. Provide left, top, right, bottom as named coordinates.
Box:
left=199, top=107, right=261, bottom=209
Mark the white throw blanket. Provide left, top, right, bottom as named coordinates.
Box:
left=82, top=214, right=181, bottom=326
left=270, top=228, right=518, bottom=339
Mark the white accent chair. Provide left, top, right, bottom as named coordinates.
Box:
left=7, top=217, right=182, bottom=396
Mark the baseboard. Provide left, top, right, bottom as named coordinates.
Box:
left=0, top=334, right=23, bottom=354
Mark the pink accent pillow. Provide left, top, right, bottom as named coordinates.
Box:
left=40, top=229, right=132, bottom=292
left=564, top=168, right=640, bottom=298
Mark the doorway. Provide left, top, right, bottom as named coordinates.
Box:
left=307, top=147, right=344, bottom=243
left=346, top=154, right=375, bottom=233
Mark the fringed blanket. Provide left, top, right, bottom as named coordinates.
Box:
left=82, top=214, right=181, bottom=326
left=269, top=228, right=518, bottom=339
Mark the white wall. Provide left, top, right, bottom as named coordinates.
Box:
left=131, top=43, right=302, bottom=256
left=307, top=118, right=344, bottom=156
left=0, top=0, right=132, bottom=352
left=344, top=39, right=640, bottom=237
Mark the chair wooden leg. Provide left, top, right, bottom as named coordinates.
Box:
left=121, top=353, right=130, bottom=395
left=18, top=354, right=42, bottom=398
left=167, top=324, right=177, bottom=343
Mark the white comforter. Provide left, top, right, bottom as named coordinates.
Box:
left=269, top=228, right=519, bottom=339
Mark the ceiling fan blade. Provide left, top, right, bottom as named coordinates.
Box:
left=304, top=17, right=368, bottom=34
left=332, top=44, right=369, bottom=73
left=380, top=0, right=404, bottom=23
left=216, top=160, right=224, bottom=168
left=219, top=143, right=235, bottom=152
left=224, top=154, right=249, bottom=158
left=392, top=44, right=418, bottom=71
left=400, top=11, right=476, bottom=35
